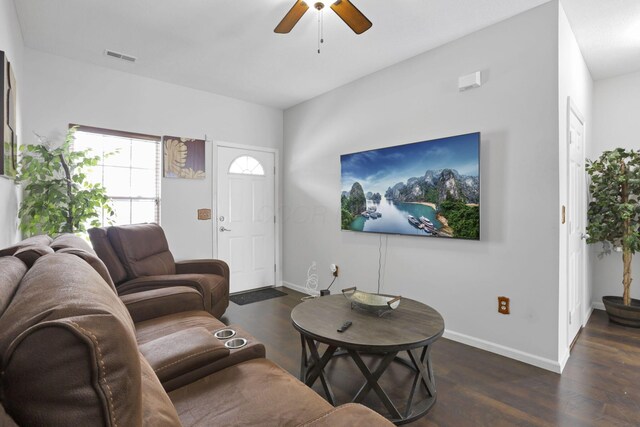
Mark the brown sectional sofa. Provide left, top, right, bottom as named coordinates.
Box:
left=89, top=224, right=229, bottom=318
left=0, top=235, right=393, bottom=426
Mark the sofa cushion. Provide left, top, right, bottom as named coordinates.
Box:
left=0, top=235, right=52, bottom=257
left=56, top=247, right=117, bottom=292
left=298, top=403, right=394, bottom=426
left=168, top=359, right=334, bottom=427
left=50, top=233, right=95, bottom=254
left=108, top=223, right=176, bottom=278
left=0, top=257, right=26, bottom=317
left=88, top=227, right=128, bottom=285
left=121, top=286, right=205, bottom=323
left=134, top=310, right=226, bottom=345
left=13, top=245, right=55, bottom=268
left=0, top=254, right=143, bottom=426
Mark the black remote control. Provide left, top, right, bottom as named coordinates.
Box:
left=337, top=321, right=352, bottom=333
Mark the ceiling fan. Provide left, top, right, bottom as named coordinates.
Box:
left=274, top=0, right=372, bottom=35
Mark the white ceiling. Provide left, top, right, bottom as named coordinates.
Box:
left=561, top=0, right=640, bottom=80
left=12, top=0, right=640, bottom=109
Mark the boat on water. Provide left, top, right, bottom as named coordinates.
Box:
left=423, top=225, right=438, bottom=235
left=419, top=215, right=437, bottom=232
left=419, top=216, right=433, bottom=226
left=408, top=215, right=421, bottom=228
left=362, top=212, right=370, bottom=218
left=367, top=206, right=377, bottom=213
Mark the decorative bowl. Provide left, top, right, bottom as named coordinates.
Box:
left=341, top=287, right=401, bottom=317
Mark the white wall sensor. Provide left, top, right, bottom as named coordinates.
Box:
left=458, top=71, right=482, bottom=91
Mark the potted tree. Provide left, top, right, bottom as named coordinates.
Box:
left=17, top=127, right=114, bottom=236
left=586, top=148, right=640, bottom=327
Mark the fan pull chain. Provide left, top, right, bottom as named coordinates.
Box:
left=317, top=8, right=324, bottom=54
left=321, top=8, right=324, bottom=44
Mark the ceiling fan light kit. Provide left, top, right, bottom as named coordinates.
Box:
left=274, top=0, right=372, bottom=36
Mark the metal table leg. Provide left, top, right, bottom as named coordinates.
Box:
left=302, top=336, right=338, bottom=406
left=297, top=335, right=438, bottom=425
left=348, top=350, right=402, bottom=420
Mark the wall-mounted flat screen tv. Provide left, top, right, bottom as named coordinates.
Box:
left=340, top=132, right=480, bottom=240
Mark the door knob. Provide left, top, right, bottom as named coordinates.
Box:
left=219, top=226, right=232, bottom=232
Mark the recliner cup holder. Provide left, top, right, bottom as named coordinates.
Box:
left=214, top=329, right=236, bottom=339
left=224, top=337, right=247, bottom=349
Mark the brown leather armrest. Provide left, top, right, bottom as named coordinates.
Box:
left=117, top=275, right=208, bottom=296
left=175, top=259, right=229, bottom=281
left=297, top=403, right=394, bottom=426
left=120, top=287, right=205, bottom=323
left=139, top=327, right=230, bottom=385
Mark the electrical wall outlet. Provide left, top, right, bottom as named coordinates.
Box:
left=498, top=296, right=510, bottom=315
left=330, top=264, right=339, bottom=277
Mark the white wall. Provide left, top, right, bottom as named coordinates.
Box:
left=557, top=3, right=593, bottom=366
left=284, top=2, right=563, bottom=370
left=590, top=70, right=640, bottom=306
left=0, top=0, right=23, bottom=247
left=22, top=49, right=283, bottom=261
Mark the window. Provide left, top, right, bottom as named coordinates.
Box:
left=228, top=155, right=265, bottom=176
left=73, top=125, right=161, bottom=226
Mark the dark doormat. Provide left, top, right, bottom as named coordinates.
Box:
left=230, top=288, right=288, bottom=306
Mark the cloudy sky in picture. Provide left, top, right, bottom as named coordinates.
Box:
left=341, top=133, right=480, bottom=194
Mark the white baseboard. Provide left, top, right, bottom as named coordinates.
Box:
left=442, top=330, right=563, bottom=373
left=592, top=301, right=605, bottom=311
left=583, top=305, right=594, bottom=327
left=284, top=280, right=563, bottom=373
left=283, top=281, right=319, bottom=296
left=557, top=350, right=570, bottom=373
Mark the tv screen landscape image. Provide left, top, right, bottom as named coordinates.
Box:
left=340, top=133, right=480, bottom=240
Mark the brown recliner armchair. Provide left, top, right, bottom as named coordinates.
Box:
left=88, top=223, right=229, bottom=318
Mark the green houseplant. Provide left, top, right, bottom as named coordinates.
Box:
left=17, top=127, right=113, bottom=236
left=586, top=148, right=640, bottom=327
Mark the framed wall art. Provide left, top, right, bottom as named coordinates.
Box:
left=163, top=135, right=205, bottom=179
left=340, top=132, right=480, bottom=240
left=1, top=50, right=17, bottom=178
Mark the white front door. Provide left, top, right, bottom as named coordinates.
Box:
left=567, top=102, right=586, bottom=346
left=217, top=146, right=276, bottom=293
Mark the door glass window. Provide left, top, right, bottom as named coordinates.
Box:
left=228, top=155, right=265, bottom=176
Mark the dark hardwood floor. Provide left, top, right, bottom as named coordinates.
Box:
left=221, top=288, right=640, bottom=426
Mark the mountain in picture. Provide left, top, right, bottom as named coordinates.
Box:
left=340, top=133, right=480, bottom=240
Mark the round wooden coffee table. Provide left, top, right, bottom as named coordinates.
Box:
left=291, top=294, right=444, bottom=425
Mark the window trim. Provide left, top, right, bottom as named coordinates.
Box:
left=70, top=123, right=161, bottom=142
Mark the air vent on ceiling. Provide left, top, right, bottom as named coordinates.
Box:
left=104, top=49, right=137, bottom=63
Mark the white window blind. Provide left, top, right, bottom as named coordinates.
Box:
left=73, top=126, right=161, bottom=226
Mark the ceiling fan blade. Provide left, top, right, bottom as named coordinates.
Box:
left=330, top=0, right=372, bottom=35
left=274, top=1, right=310, bottom=34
